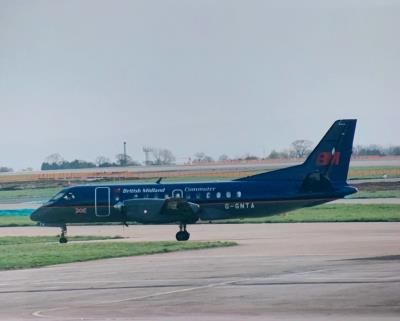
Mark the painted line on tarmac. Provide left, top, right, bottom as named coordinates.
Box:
left=31, top=268, right=333, bottom=318
left=31, top=278, right=251, bottom=318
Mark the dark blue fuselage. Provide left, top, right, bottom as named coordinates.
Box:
left=31, top=179, right=357, bottom=225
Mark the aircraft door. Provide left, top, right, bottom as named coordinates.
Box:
left=95, top=187, right=111, bottom=217
left=172, top=189, right=183, bottom=199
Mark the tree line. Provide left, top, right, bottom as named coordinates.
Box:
left=40, top=148, right=176, bottom=170
left=15, top=142, right=400, bottom=171
left=353, top=145, right=400, bottom=157
left=40, top=153, right=140, bottom=170
left=268, top=143, right=400, bottom=159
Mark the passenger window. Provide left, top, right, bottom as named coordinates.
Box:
left=237, top=191, right=242, bottom=198
left=226, top=191, right=231, bottom=198
left=206, top=192, right=211, bottom=199
left=196, top=193, right=201, bottom=199
left=165, top=194, right=169, bottom=199
left=216, top=192, right=221, bottom=199
left=185, top=193, right=191, bottom=200
left=134, top=194, right=139, bottom=198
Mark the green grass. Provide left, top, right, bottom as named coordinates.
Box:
left=0, top=187, right=60, bottom=203
left=0, top=215, right=35, bottom=227
left=348, top=190, right=400, bottom=199
left=0, top=238, right=236, bottom=270
left=218, top=204, right=400, bottom=223
left=349, top=166, right=400, bottom=171
left=348, top=166, right=400, bottom=179
left=0, top=235, right=124, bottom=245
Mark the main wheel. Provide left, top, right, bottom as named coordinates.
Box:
left=59, top=236, right=68, bottom=244
left=176, top=231, right=184, bottom=241
left=182, top=230, right=190, bottom=241
left=176, top=231, right=190, bottom=241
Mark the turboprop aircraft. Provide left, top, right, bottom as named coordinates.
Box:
left=31, top=119, right=357, bottom=243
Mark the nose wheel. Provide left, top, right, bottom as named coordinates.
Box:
left=59, top=225, right=68, bottom=244
left=176, top=223, right=190, bottom=241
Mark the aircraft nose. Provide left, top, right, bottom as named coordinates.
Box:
left=30, top=207, right=42, bottom=222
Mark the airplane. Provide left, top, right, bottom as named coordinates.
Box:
left=30, top=119, right=357, bottom=243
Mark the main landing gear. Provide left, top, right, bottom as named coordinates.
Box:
left=176, top=223, right=190, bottom=241
left=59, top=225, right=68, bottom=244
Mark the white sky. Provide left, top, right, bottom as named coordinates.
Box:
left=0, top=0, right=399, bottom=170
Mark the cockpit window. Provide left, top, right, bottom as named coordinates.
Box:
left=50, top=192, right=65, bottom=201
left=63, top=192, right=75, bottom=201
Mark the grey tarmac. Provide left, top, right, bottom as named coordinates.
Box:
left=0, top=223, right=400, bottom=321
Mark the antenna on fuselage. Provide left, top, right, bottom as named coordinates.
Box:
left=156, top=177, right=163, bottom=184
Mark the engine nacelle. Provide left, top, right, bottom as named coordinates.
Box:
left=123, top=198, right=200, bottom=224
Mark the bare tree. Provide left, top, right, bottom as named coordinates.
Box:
left=115, top=153, right=133, bottom=166
left=193, top=152, right=214, bottom=163
left=95, top=156, right=111, bottom=167
left=353, top=144, right=385, bottom=156
left=388, top=146, right=400, bottom=156
left=151, top=148, right=176, bottom=165
left=268, top=150, right=280, bottom=159
left=243, top=153, right=259, bottom=161
left=45, top=153, right=64, bottom=165
left=218, top=154, right=229, bottom=162
left=0, top=166, right=13, bottom=172
left=291, top=140, right=313, bottom=158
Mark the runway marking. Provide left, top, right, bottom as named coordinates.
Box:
left=100, top=278, right=252, bottom=305
left=32, top=308, right=61, bottom=318
left=31, top=275, right=400, bottom=318
left=30, top=258, right=400, bottom=319
left=225, top=279, right=400, bottom=287
left=31, top=278, right=252, bottom=318
left=4, top=283, right=196, bottom=295
left=31, top=268, right=334, bottom=318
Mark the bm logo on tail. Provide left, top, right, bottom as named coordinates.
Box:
left=316, top=152, right=341, bottom=166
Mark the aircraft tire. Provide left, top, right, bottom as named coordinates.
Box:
left=59, top=237, right=68, bottom=244
left=176, top=231, right=190, bottom=241
left=176, top=231, right=183, bottom=241
left=182, top=231, right=190, bottom=241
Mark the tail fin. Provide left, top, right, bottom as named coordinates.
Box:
left=236, top=119, right=357, bottom=184
left=302, top=119, right=356, bottom=183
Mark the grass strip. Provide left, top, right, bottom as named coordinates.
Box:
left=0, top=235, right=123, bottom=245
left=0, top=215, right=36, bottom=227
left=0, top=187, right=60, bottom=203
left=348, top=190, right=400, bottom=199
left=218, top=204, right=400, bottom=223
left=0, top=239, right=236, bottom=270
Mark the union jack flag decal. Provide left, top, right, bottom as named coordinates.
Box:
left=75, top=207, right=87, bottom=214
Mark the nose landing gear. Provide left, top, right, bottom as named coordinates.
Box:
left=59, top=225, right=68, bottom=244
left=176, top=223, right=190, bottom=241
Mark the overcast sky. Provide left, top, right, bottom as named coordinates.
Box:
left=0, top=0, right=399, bottom=170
